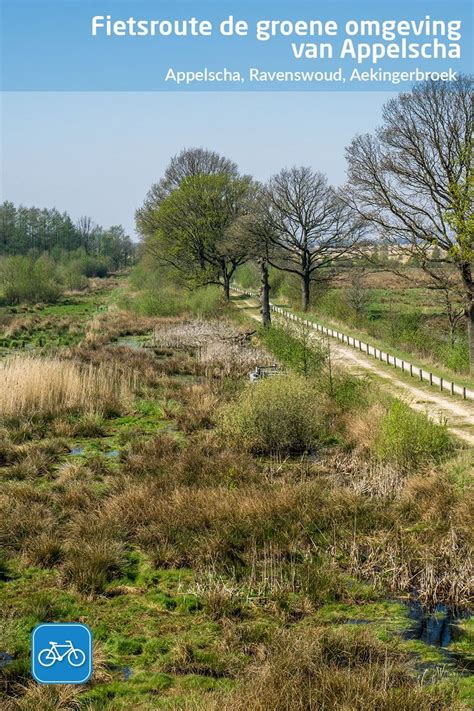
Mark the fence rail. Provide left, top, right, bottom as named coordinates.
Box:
left=232, top=286, right=474, bottom=402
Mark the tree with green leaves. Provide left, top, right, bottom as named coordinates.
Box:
left=145, top=174, right=255, bottom=299
left=99, top=225, right=134, bottom=270
left=136, top=147, right=239, bottom=237
left=0, top=202, right=134, bottom=267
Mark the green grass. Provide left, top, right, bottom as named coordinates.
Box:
left=0, top=280, right=471, bottom=710
left=293, top=306, right=474, bottom=390
left=373, top=400, right=454, bottom=467
left=0, top=286, right=113, bottom=354
left=232, top=280, right=472, bottom=386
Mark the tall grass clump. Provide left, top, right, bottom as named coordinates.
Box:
left=220, top=374, right=328, bottom=454
left=220, top=626, right=463, bottom=711
left=373, top=400, right=454, bottom=468
left=0, top=356, right=135, bottom=419
left=186, top=285, right=223, bottom=318
left=259, top=325, right=327, bottom=376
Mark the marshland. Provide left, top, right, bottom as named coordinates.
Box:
left=0, top=271, right=472, bottom=710
left=1, top=78, right=473, bottom=709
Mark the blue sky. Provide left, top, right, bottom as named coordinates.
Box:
left=1, top=91, right=392, bottom=237
left=1, top=0, right=471, bottom=237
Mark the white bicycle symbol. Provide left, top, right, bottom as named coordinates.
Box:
left=37, top=640, right=86, bottom=668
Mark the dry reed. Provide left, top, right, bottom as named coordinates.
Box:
left=0, top=355, right=135, bottom=418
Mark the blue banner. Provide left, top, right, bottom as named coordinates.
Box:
left=1, top=0, right=472, bottom=91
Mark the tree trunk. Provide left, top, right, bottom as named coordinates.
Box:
left=222, top=271, right=231, bottom=301
left=301, top=271, right=311, bottom=312
left=468, top=301, right=474, bottom=373
left=260, top=259, right=271, bottom=327
left=460, top=262, right=473, bottom=373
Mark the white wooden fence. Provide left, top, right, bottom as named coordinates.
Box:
left=232, top=287, right=474, bottom=402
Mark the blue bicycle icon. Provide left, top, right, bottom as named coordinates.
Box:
left=32, top=624, right=92, bottom=684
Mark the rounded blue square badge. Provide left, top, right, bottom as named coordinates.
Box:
left=31, top=623, right=92, bottom=684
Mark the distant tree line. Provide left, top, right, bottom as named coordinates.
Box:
left=0, top=202, right=135, bottom=270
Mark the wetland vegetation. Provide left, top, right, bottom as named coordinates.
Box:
left=0, top=277, right=472, bottom=710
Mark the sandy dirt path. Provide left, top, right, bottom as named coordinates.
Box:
left=232, top=293, right=474, bottom=447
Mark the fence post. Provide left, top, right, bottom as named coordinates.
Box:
left=440, top=377, right=443, bottom=391
left=451, top=382, right=454, bottom=395
left=410, top=364, right=413, bottom=377
left=419, top=368, right=423, bottom=381
left=429, top=373, right=433, bottom=386
left=463, top=387, right=466, bottom=400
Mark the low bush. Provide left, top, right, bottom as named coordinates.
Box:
left=220, top=374, right=328, bottom=454
left=186, top=285, right=223, bottom=318
left=437, top=341, right=470, bottom=374
left=0, top=255, right=63, bottom=305
left=373, top=400, right=454, bottom=468
left=336, top=373, right=369, bottom=408
left=130, top=287, right=183, bottom=317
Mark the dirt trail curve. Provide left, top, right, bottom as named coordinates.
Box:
left=232, top=292, right=474, bottom=447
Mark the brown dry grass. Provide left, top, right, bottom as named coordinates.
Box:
left=84, top=309, right=157, bottom=347
left=152, top=318, right=269, bottom=379
left=174, top=384, right=220, bottom=432
left=341, top=401, right=386, bottom=454
left=2, top=315, right=76, bottom=339
left=215, top=626, right=464, bottom=711
left=0, top=307, right=471, bottom=710
left=0, top=355, right=136, bottom=418
left=2, top=684, right=83, bottom=711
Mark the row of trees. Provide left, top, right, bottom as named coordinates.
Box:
left=0, top=203, right=135, bottom=270
left=136, top=157, right=362, bottom=315
left=136, top=76, right=473, bottom=370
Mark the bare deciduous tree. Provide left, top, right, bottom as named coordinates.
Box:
left=345, top=76, right=473, bottom=370
left=264, top=167, right=362, bottom=311
left=421, top=259, right=466, bottom=346
left=76, top=216, right=100, bottom=254
left=345, top=270, right=372, bottom=322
